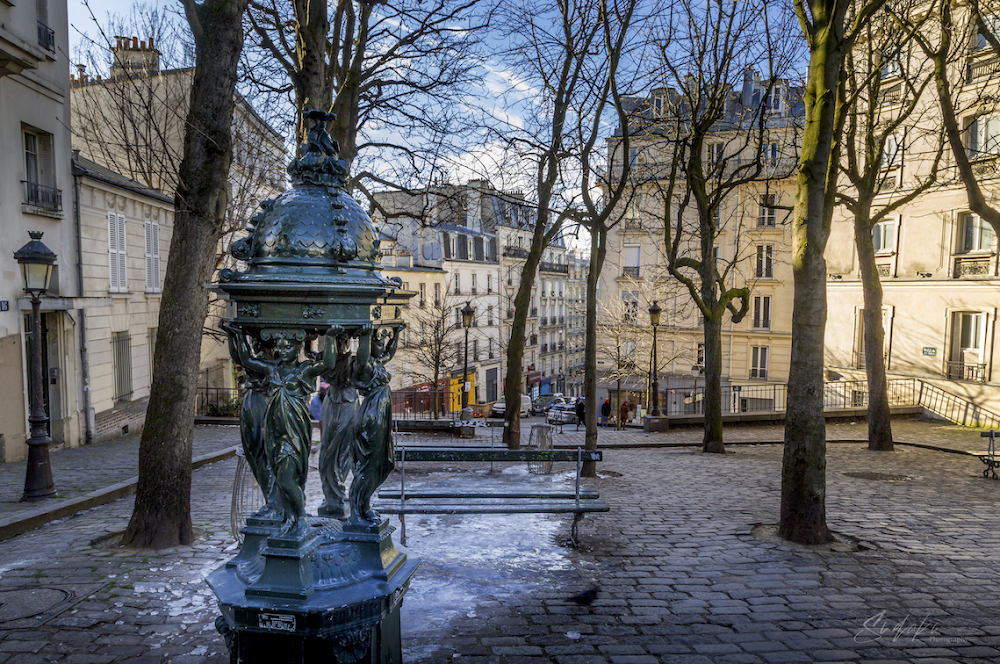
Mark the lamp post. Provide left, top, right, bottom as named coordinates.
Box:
left=648, top=301, right=661, bottom=416
left=692, top=364, right=703, bottom=414
left=461, top=301, right=474, bottom=421
left=14, top=231, right=57, bottom=501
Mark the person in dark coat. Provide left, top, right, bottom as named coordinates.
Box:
left=620, top=400, right=630, bottom=428
left=575, top=398, right=585, bottom=430
left=600, top=398, right=612, bottom=427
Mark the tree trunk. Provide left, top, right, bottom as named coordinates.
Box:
left=854, top=212, right=893, bottom=451
left=121, top=0, right=248, bottom=549
left=292, top=0, right=332, bottom=147
left=702, top=311, right=725, bottom=453
left=779, top=0, right=845, bottom=545
left=582, top=226, right=608, bottom=478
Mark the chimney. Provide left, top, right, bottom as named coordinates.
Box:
left=132, top=36, right=138, bottom=49
left=148, top=37, right=154, bottom=50
left=140, top=40, right=146, bottom=50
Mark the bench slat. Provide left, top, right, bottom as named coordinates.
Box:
left=373, top=500, right=609, bottom=515
left=395, top=447, right=602, bottom=463
left=378, top=488, right=600, bottom=500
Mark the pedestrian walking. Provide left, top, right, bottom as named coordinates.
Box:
left=620, top=400, right=629, bottom=428
left=601, top=398, right=611, bottom=427
left=575, top=397, right=585, bottom=430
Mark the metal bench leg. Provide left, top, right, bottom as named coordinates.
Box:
left=570, top=513, right=582, bottom=548
left=400, top=514, right=407, bottom=546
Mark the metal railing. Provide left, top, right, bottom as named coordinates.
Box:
left=917, top=381, right=1000, bottom=429
left=947, top=361, right=987, bottom=383
left=622, top=266, right=640, bottom=278
left=392, top=390, right=455, bottom=420
left=111, top=332, right=133, bottom=403
left=503, top=246, right=529, bottom=259
left=196, top=386, right=242, bottom=416
left=540, top=261, right=569, bottom=274
left=22, top=181, right=62, bottom=211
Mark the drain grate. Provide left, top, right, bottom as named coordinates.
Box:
left=0, top=582, right=106, bottom=629
left=843, top=471, right=910, bottom=481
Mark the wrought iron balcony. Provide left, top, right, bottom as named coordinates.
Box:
left=540, top=261, right=569, bottom=274
left=503, top=246, right=529, bottom=259
left=622, top=266, right=640, bottom=278
left=954, top=256, right=993, bottom=278
left=22, top=181, right=62, bottom=212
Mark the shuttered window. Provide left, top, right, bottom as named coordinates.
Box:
left=144, top=221, right=161, bottom=292
left=108, top=212, right=128, bottom=292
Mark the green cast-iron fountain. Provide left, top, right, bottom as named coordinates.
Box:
left=207, top=110, right=416, bottom=663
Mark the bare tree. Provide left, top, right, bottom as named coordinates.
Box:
left=641, top=0, right=803, bottom=453
left=398, top=298, right=462, bottom=417
left=780, top=0, right=885, bottom=545
left=488, top=0, right=642, bottom=459
left=122, top=0, right=250, bottom=548
left=243, top=0, right=485, bottom=193
left=836, top=8, right=943, bottom=451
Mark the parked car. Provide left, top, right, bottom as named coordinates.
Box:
left=531, top=394, right=567, bottom=415
left=546, top=402, right=578, bottom=425
left=491, top=394, right=532, bottom=418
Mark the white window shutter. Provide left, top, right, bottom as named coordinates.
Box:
left=145, top=222, right=153, bottom=291
left=117, top=215, right=127, bottom=292
left=152, top=222, right=160, bottom=290
left=109, top=211, right=119, bottom=291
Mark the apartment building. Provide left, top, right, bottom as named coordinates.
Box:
left=0, top=0, right=89, bottom=460
left=70, top=35, right=287, bottom=401
left=565, top=250, right=589, bottom=397
left=824, top=12, right=1000, bottom=405
left=598, top=72, right=802, bottom=414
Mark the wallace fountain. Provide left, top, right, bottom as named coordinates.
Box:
left=207, top=110, right=417, bottom=663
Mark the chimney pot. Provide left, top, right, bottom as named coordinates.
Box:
left=140, top=40, right=146, bottom=50
left=132, top=37, right=138, bottom=49
left=148, top=37, right=154, bottom=50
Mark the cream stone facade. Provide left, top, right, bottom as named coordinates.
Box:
left=825, top=12, right=1000, bottom=404
left=73, top=155, right=175, bottom=440
left=598, top=75, right=802, bottom=414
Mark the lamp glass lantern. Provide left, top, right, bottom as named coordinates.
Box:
left=461, top=301, right=475, bottom=328
left=648, top=300, right=661, bottom=327
left=14, top=231, right=56, bottom=295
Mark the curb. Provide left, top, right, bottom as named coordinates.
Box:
left=0, top=445, right=239, bottom=543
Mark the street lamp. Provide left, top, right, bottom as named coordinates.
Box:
left=461, top=301, right=475, bottom=420
left=692, top=364, right=704, bottom=414
left=13, top=231, right=57, bottom=501
left=648, top=300, right=661, bottom=416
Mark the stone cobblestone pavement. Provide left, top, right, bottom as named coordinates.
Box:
left=0, top=418, right=998, bottom=663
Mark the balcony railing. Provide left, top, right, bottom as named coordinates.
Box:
left=530, top=335, right=538, bottom=345
left=541, top=343, right=549, bottom=353
left=954, top=256, right=993, bottom=277
left=947, top=361, right=987, bottom=383
left=540, top=261, right=569, bottom=274
left=622, top=266, right=640, bottom=278
left=853, top=349, right=888, bottom=370
left=37, top=22, right=55, bottom=52
left=967, top=54, right=1000, bottom=82
left=503, top=246, right=529, bottom=259
left=22, top=181, right=63, bottom=212
left=540, top=317, right=548, bottom=325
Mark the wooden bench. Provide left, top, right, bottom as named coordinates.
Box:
left=973, top=430, right=1000, bottom=479
left=374, top=446, right=607, bottom=546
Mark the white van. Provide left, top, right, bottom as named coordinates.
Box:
left=491, top=394, right=532, bottom=417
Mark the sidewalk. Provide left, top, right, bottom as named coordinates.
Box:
left=0, top=418, right=997, bottom=662
left=0, top=426, right=240, bottom=541
left=0, top=417, right=990, bottom=543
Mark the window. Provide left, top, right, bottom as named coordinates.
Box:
left=753, top=296, right=772, bottom=329
left=624, top=195, right=642, bottom=226
left=419, top=283, right=426, bottom=307
left=487, top=273, right=492, bottom=292
left=112, top=332, right=133, bottom=402
left=623, top=245, right=641, bottom=278
left=751, top=346, right=769, bottom=379
left=708, top=143, right=725, bottom=169
left=456, top=308, right=461, bottom=326
left=763, top=142, right=780, bottom=165
left=873, top=219, right=896, bottom=253
left=764, top=87, right=784, bottom=114
left=454, top=273, right=461, bottom=294
left=755, top=244, right=774, bottom=278
left=488, top=305, right=494, bottom=326
left=950, top=312, right=987, bottom=381
left=622, top=290, right=639, bottom=324
left=472, top=273, right=477, bottom=293
left=696, top=343, right=705, bottom=365
left=882, top=135, right=899, bottom=167
left=473, top=339, right=479, bottom=361
left=962, top=214, right=994, bottom=253
left=489, top=338, right=494, bottom=359
left=653, top=96, right=664, bottom=115
left=147, top=328, right=157, bottom=381
left=880, top=51, right=901, bottom=78
left=758, top=193, right=777, bottom=227
left=976, top=15, right=1000, bottom=50
left=108, top=212, right=128, bottom=292
left=23, top=129, right=60, bottom=211
left=144, top=220, right=161, bottom=292
left=969, top=115, right=1000, bottom=157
